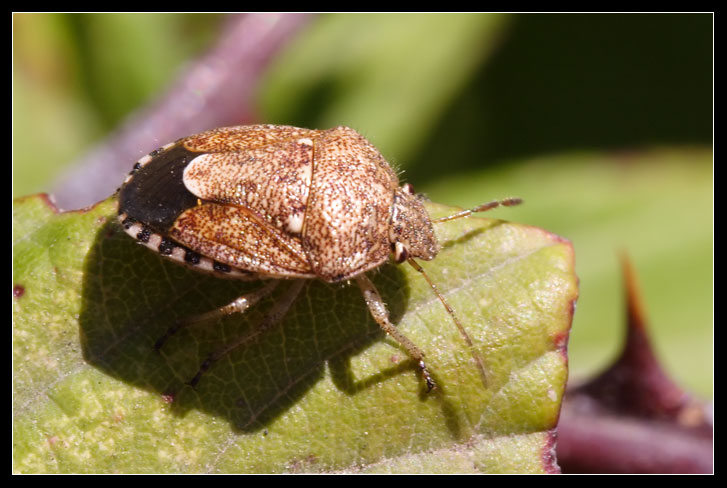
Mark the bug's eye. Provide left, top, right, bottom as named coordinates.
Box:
left=392, top=241, right=409, bottom=264
left=402, top=183, right=415, bottom=195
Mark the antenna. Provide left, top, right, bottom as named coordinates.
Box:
left=407, top=258, right=489, bottom=388
left=433, top=197, right=522, bottom=224
left=411, top=197, right=522, bottom=389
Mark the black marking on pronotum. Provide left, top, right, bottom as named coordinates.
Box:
left=213, top=261, right=231, bottom=273
left=118, top=144, right=201, bottom=234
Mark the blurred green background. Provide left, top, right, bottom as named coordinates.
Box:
left=13, top=13, right=712, bottom=397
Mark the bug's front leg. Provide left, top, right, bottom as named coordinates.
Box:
left=154, top=279, right=279, bottom=351
left=355, top=275, right=436, bottom=391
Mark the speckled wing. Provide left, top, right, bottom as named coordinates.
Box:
left=181, top=136, right=317, bottom=237
left=302, top=127, right=400, bottom=282
left=168, top=203, right=314, bottom=278
left=181, top=124, right=320, bottom=153
left=174, top=126, right=323, bottom=278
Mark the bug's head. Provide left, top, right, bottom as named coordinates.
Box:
left=389, top=184, right=439, bottom=264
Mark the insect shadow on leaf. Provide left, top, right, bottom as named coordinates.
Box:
left=81, top=220, right=422, bottom=430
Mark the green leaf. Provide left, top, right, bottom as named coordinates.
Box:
left=13, top=195, right=576, bottom=473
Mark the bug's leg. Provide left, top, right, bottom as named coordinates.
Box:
left=154, top=279, right=279, bottom=351
left=355, top=275, right=436, bottom=391
left=187, top=279, right=306, bottom=388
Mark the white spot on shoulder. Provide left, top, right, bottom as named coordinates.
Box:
left=182, top=154, right=214, bottom=198
left=286, top=212, right=304, bottom=234
left=297, top=137, right=313, bottom=146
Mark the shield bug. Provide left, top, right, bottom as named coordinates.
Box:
left=117, top=124, right=521, bottom=391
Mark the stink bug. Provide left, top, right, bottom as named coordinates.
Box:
left=117, top=125, right=521, bottom=391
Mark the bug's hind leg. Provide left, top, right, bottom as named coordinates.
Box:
left=154, top=279, right=279, bottom=351
left=355, top=275, right=436, bottom=391
left=187, top=279, right=305, bottom=388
